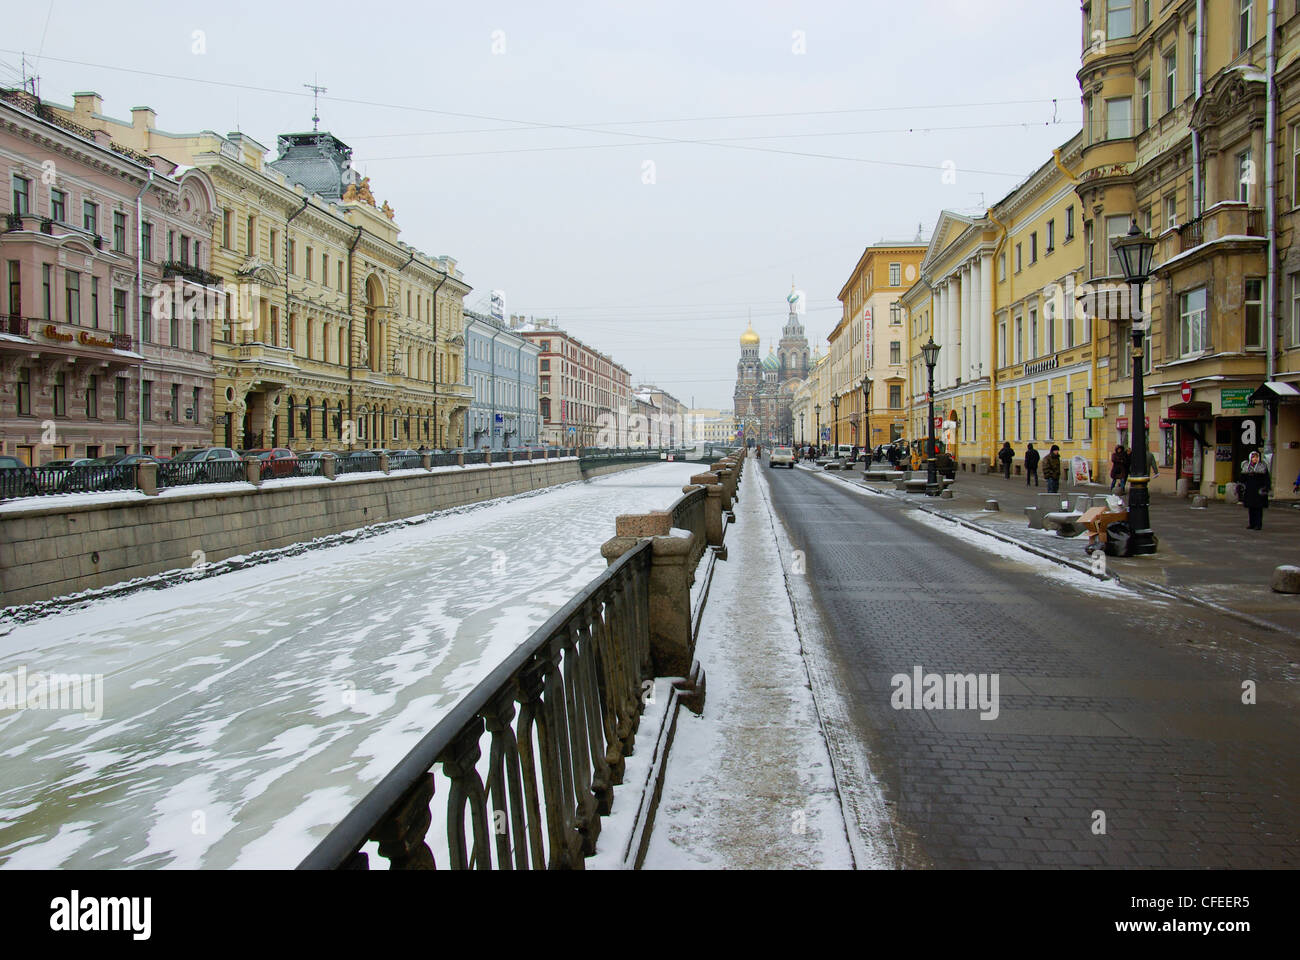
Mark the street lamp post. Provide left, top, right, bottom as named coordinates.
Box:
left=1113, top=220, right=1159, bottom=555
left=921, top=337, right=941, bottom=495
left=800, top=412, right=805, bottom=447
left=861, top=374, right=873, bottom=465
left=814, top=403, right=822, bottom=453
left=831, top=394, right=841, bottom=452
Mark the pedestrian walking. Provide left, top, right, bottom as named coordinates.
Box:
left=1109, top=445, right=1130, bottom=494
left=1240, top=451, right=1270, bottom=530
left=998, top=441, right=1014, bottom=479
left=1024, top=443, right=1040, bottom=486
left=1042, top=444, right=1062, bottom=493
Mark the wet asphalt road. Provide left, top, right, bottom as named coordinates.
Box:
left=764, top=463, right=1300, bottom=868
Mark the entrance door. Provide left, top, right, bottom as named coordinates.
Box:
left=1177, top=425, right=1201, bottom=488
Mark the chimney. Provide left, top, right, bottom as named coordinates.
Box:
left=131, top=106, right=156, bottom=131
left=72, top=92, right=103, bottom=118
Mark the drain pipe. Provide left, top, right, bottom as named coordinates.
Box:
left=1265, top=0, right=1278, bottom=470
left=428, top=268, right=448, bottom=447
left=1192, top=0, right=1205, bottom=218
left=346, top=224, right=363, bottom=448
left=134, top=168, right=154, bottom=453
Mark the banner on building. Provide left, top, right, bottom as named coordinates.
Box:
left=490, top=290, right=506, bottom=322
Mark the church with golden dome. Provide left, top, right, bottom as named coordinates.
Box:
left=733, top=289, right=811, bottom=446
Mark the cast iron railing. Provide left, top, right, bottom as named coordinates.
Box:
left=157, top=459, right=245, bottom=488
left=298, top=538, right=654, bottom=870
left=336, top=454, right=383, bottom=475
left=388, top=452, right=423, bottom=470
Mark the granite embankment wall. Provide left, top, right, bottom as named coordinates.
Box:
left=0, top=458, right=650, bottom=607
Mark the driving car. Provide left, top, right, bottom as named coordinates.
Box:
left=768, top=446, right=796, bottom=469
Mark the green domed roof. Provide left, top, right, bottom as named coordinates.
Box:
left=761, top=350, right=780, bottom=371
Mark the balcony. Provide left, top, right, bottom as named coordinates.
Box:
left=227, top=341, right=299, bottom=386
left=1158, top=202, right=1266, bottom=270
left=162, top=260, right=223, bottom=287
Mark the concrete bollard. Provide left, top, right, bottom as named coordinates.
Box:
left=1025, top=506, right=1043, bottom=530
left=457, top=451, right=465, bottom=467
left=322, top=455, right=337, bottom=480
left=136, top=461, right=159, bottom=496
left=1190, top=495, right=1209, bottom=509
left=940, top=490, right=953, bottom=499
left=984, top=499, right=999, bottom=511
left=485, top=449, right=492, bottom=466
left=1271, top=565, right=1300, bottom=594
left=244, top=456, right=263, bottom=487
left=1176, top=478, right=1190, bottom=498
left=1037, top=492, right=1061, bottom=515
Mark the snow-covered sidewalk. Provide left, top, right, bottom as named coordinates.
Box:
left=640, top=457, right=856, bottom=869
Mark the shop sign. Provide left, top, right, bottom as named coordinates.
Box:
left=1220, top=388, right=1253, bottom=410
left=78, top=330, right=115, bottom=348
left=1083, top=406, right=1104, bottom=419
left=41, top=324, right=74, bottom=343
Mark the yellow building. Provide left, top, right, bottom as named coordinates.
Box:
left=899, top=277, right=934, bottom=446
left=1076, top=0, right=1300, bottom=499
left=831, top=242, right=927, bottom=449
left=792, top=347, right=831, bottom=448
left=55, top=93, right=473, bottom=451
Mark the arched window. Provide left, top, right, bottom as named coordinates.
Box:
left=304, top=398, right=313, bottom=440
left=287, top=395, right=296, bottom=439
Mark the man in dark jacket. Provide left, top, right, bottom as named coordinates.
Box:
left=1241, top=451, right=1270, bottom=530
left=998, top=441, right=1014, bottom=479
left=1024, top=443, right=1040, bottom=486
left=1042, top=444, right=1062, bottom=493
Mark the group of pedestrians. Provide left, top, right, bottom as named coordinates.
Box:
left=996, top=441, right=1065, bottom=493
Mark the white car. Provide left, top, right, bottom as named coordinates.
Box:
left=769, top=446, right=796, bottom=468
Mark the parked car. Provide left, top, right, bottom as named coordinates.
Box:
left=160, top=447, right=244, bottom=484
left=769, top=446, right=796, bottom=469
left=244, top=447, right=299, bottom=479
left=296, top=451, right=336, bottom=476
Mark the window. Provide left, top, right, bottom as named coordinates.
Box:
left=1165, top=195, right=1178, bottom=229
left=1164, top=49, right=1177, bottom=114
left=1105, top=215, right=1130, bottom=277
left=50, top=188, right=66, bottom=222
left=1030, top=232, right=1039, bottom=263
left=1237, top=148, right=1254, bottom=204
left=91, top=277, right=98, bottom=327
left=1065, top=391, right=1075, bottom=440
left=1046, top=395, right=1055, bottom=439
left=1179, top=287, right=1208, bottom=356
left=7, top=260, right=19, bottom=316
left=1139, top=73, right=1151, bottom=131
left=42, top=264, right=52, bottom=320
left=1107, top=0, right=1133, bottom=38
left=1292, top=274, right=1300, bottom=345
left=193, top=311, right=201, bottom=352
left=540, top=358, right=550, bottom=371
left=1046, top=219, right=1055, bottom=253
left=305, top=246, right=313, bottom=281
left=1244, top=278, right=1263, bottom=348
left=11, top=175, right=30, bottom=216
left=1085, top=96, right=1095, bottom=144
left=889, top=262, right=901, bottom=286
left=16, top=367, right=31, bottom=416
left=1239, top=0, right=1254, bottom=53
left=1045, top=299, right=1056, bottom=354
left=170, top=383, right=180, bottom=422
left=890, top=302, right=902, bottom=325
left=223, top=209, right=232, bottom=248
left=1065, top=205, right=1075, bottom=241
left=167, top=230, right=174, bottom=262
left=1085, top=220, right=1095, bottom=277
left=51, top=372, right=66, bottom=417
left=999, top=320, right=1007, bottom=362
left=142, top=380, right=152, bottom=421
left=287, top=238, right=295, bottom=274
left=321, top=252, right=328, bottom=284
left=86, top=375, right=99, bottom=419
left=180, top=234, right=190, bottom=266
left=998, top=253, right=1007, bottom=281
left=113, top=289, right=127, bottom=333
left=1106, top=97, right=1132, bottom=140
left=889, top=384, right=902, bottom=409
left=83, top=200, right=98, bottom=235
left=141, top=221, right=152, bottom=261
left=1015, top=399, right=1023, bottom=440
left=246, top=215, right=256, bottom=255
left=1015, top=243, right=1023, bottom=273
left=1030, top=398, right=1038, bottom=440
left=170, top=309, right=179, bottom=347
left=890, top=341, right=901, bottom=364
left=1015, top=313, right=1024, bottom=363
left=113, top=211, right=127, bottom=252
left=65, top=270, right=80, bottom=324
left=1029, top=308, right=1039, bottom=359
left=114, top=377, right=127, bottom=420
left=337, top=261, right=344, bottom=291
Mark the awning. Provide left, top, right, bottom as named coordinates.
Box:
left=1249, top=381, right=1300, bottom=404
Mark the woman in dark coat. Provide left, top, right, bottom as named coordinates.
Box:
left=1240, top=451, right=1270, bottom=530
left=998, top=441, right=1015, bottom=479
left=1109, top=445, right=1130, bottom=494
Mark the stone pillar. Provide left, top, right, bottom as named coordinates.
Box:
left=961, top=262, right=972, bottom=384
left=421, top=452, right=432, bottom=470
left=136, top=461, right=159, bottom=496
left=980, top=252, right=994, bottom=377
left=485, top=449, right=492, bottom=466
left=508, top=449, right=514, bottom=463
left=322, top=455, right=337, bottom=480
left=690, top=473, right=728, bottom=554
left=969, top=258, right=982, bottom=384
left=379, top=452, right=390, bottom=475
left=244, top=457, right=262, bottom=487
left=457, top=451, right=465, bottom=467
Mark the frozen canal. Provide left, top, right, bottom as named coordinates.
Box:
left=0, top=462, right=701, bottom=868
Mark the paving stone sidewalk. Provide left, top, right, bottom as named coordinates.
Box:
left=808, top=462, right=1300, bottom=634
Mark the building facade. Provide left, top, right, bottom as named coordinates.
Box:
left=733, top=290, right=809, bottom=446
left=514, top=317, right=632, bottom=446
left=464, top=308, right=539, bottom=450
left=2, top=88, right=216, bottom=463
left=49, top=92, right=474, bottom=453
left=1076, top=0, right=1300, bottom=499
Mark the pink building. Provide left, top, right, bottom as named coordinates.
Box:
left=1, top=88, right=217, bottom=463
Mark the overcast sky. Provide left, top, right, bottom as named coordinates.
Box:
left=5, top=0, right=1081, bottom=409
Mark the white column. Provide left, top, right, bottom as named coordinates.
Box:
left=937, top=281, right=949, bottom=389
left=948, top=275, right=960, bottom=389
left=931, top=283, right=944, bottom=389
left=961, top=263, right=973, bottom=384
left=969, top=259, right=982, bottom=383
left=980, top=252, right=994, bottom=378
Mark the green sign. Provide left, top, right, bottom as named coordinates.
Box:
left=1221, top=388, right=1253, bottom=410
left=1083, top=406, right=1105, bottom=419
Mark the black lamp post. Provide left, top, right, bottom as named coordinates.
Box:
left=861, top=374, right=873, bottom=464
left=831, top=394, right=841, bottom=452
left=814, top=403, right=822, bottom=453
left=800, top=412, right=806, bottom=446
left=921, top=336, right=941, bottom=495
left=1113, top=219, right=1159, bottom=555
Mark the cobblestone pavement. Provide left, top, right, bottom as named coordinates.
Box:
left=765, top=462, right=1300, bottom=868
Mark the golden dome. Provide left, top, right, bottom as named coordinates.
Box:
left=740, top=324, right=760, bottom=346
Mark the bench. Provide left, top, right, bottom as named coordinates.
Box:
left=1042, top=510, right=1085, bottom=537
left=865, top=469, right=905, bottom=482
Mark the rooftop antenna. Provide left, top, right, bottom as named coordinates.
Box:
left=915, top=221, right=924, bottom=242
left=304, top=77, right=327, bottom=132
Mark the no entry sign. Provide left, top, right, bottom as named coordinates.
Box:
left=1180, top=381, right=1192, bottom=403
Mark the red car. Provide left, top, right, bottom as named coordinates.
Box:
left=244, top=447, right=299, bottom=479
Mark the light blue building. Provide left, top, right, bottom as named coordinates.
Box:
left=464, top=308, right=540, bottom=451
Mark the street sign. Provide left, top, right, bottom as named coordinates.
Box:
left=1180, top=381, right=1192, bottom=403
left=1083, top=406, right=1104, bottom=419
left=495, top=413, right=504, bottom=423
left=1116, top=416, right=1149, bottom=430
left=1221, top=388, right=1253, bottom=409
